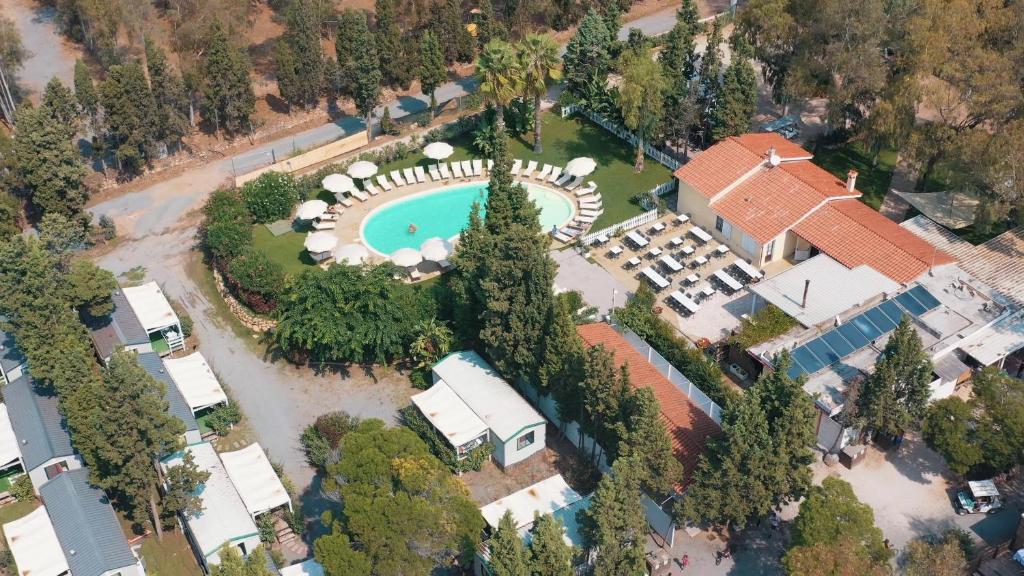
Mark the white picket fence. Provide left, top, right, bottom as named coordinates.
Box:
left=580, top=209, right=659, bottom=245
left=560, top=104, right=683, bottom=171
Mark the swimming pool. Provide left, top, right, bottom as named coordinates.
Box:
left=361, top=182, right=575, bottom=255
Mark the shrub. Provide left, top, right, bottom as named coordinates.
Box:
left=313, top=411, right=361, bottom=447
left=226, top=248, right=286, bottom=313
left=242, top=172, right=300, bottom=224
left=10, top=474, right=33, bottom=502
left=730, top=304, right=798, bottom=349
left=202, top=189, right=252, bottom=261
left=170, top=300, right=194, bottom=338
left=285, top=505, right=305, bottom=535
left=205, top=403, right=242, bottom=436
left=380, top=107, right=400, bottom=135
left=270, top=549, right=286, bottom=568
left=257, top=513, right=276, bottom=543
left=97, top=214, right=117, bottom=240
left=300, top=425, right=332, bottom=469
left=400, top=406, right=493, bottom=473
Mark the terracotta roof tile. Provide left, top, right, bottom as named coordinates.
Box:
left=711, top=166, right=832, bottom=243
left=673, top=138, right=764, bottom=199
left=733, top=133, right=813, bottom=159
left=794, top=200, right=956, bottom=284
left=576, top=323, right=721, bottom=488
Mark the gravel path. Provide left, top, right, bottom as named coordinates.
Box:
left=0, top=0, right=78, bottom=101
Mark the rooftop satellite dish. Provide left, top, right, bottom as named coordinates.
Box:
left=766, top=146, right=781, bottom=167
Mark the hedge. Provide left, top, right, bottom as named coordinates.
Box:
left=399, top=406, right=493, bottom=473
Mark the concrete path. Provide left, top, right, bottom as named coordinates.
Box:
left=879, top=157, right=916, bottom=223
left=552, top=248, right=630, bottom=316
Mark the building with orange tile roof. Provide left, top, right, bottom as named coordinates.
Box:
left=673, top=133, right=954, bottom=283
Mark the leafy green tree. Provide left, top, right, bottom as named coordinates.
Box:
left=785, top=477, right=891, bottom=567
left=0, top=190, right=19, bottom=240
left=856, top=315, right=933, bottom=440
left=476, top=39, right=521, bottom=125
left=783, top=537, right=889, bottom=576
left=318, top=419, right=484, bottom=575
left=562, top=9, right=612, bottom=103
left=201, top=188, right=253, bottom=261
left=433, top=0, right=474, bottom=65
left=315, top=525, right=372, bottom=575
left=210, top=544, right=273, bottom=576
left=200, top=20, right=256, bottom=135
left=12, top=105, right=88, bottom=219
left=145, top=38, right=191, bottom=145
left=43, top=78, right=80, bottom=127
left=517, top=34, right=561, bottom=152
left=710, top=45, right=758, bottom=141
left=529, top=513, right=574, bottom=576
left=333, top=9, right=364, bottom=99
left=38, top=212, right=87, bottom=258
left=617, top=51, right=665, bottom=171
left=409, top=318, right=452, bottom=371
left=66, top=260, right=118, bottom=316
left=351, top=13, right=382, bottom=141
left=418, top=31, right=447, bottom=119
left=904, top=532, right=969, bottom=576
left=619, top=387, right=683, bottom=495
left=73, top=59, right=98, bottom=120
left=101, top=63, right=159, bottom=174
left=491, top=510, right=530, bottom=576
left=279, top=0, right=324, bottom=108
left=241, top=171, right=300, bottom=223
left=161, top=451, right=211, bottom=523
left=923, top=397, right=981, bottom=476
left=83, top=350, right=186, bottom=538
left=580, top=458, right=647, bottom=576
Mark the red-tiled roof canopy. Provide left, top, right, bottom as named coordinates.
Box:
left=576, top=323, right=721, bottom=488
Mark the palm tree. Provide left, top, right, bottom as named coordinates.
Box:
left=517, top=33, right=562, bottom=153
left=475, top=39, right=521, bottom=127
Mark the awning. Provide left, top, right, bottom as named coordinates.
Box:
left=280, top=559, right=324, bottom=576
left=959, top=315, right=1024, bottom=367
left=0, top=404, right=22, bottom=469
left=120, top=281, right=179, bottom=332
left=162, top=352, right=229, bottom=412
left=219, top=443, right=292, bottom=518
left=410, top=382, right=489, bottom=449
left=480, top=475, right=583, bottom=531
left=933, top=354, right=971, bottom=383
left=3, top=506, right=69, bottom=576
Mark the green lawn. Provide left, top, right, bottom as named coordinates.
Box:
left=0, top=499, right=38, bottom=526
left=252, top=222, right=318, bottom=277
left=140, top=529, right=204, bottom=576
left=812, top=141, right=897, bottom=210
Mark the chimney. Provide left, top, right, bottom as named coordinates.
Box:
left=766, top=146, right=781, bottom=167
left=846, top=170, right=858, bottom=192
left=801, top=279, right=811, bottom=308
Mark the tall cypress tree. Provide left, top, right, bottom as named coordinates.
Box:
left=418, top=30, right=447, bottom=118
left=475, top=0, right=506, bottom=48
left=618, top=387, right=683, bottom=495
left=433, top=0, right=474, bottom=64
left=351, top=11, right=382, bottom=141
left=275, top=39, right=302, bottom=110
left=562, top=9, right=612, bottom=102
left=12, top=105, right=88, bottom=218
left=101, top=63, right=159, bottom=174
left=756, top=352, right=817, bottom=506
left=580, top=458, right=648, bottom=576
left=279, top=0, right=324, bottom=109
left=334, top=9, right=364, bottom=99
left=42, top=78, right=79, bottom=127
left=200, top=20, right=256, bottom=135
left=857, top=315, right=933, bottom=439
left=73, top=59, right=98, bottom=120
left=710, top=36, right=758, bottom=141
left=145, top=37, right=191, bottom=146
left=529, top=513, right=574, bottom=576
left=374, top=0, right=409, bottom=88
left=698, top=19, right=724, bottom=135
left=490, top=510, right=529, bottom=576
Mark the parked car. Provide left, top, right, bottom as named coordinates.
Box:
left=956, top=480, right=1002, bottom=515
left=777, top=124, right=800, bottom=139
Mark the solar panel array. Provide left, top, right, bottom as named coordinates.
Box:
left=786, top=285, right=941, bottom=380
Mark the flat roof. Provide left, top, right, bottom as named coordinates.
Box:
left=280, top=559, right=324, bottom=576
left=161, top=442, right=258, bottom=560
left=121, top=281, right=179, bottom=333
left=136, top=352, right=199, bottom=433
left=162, top=352, right=228, bottom=412
left=959, top=314, right=1024, bottom=367
left=410, top=382, right=489, bottom=448
left=219, top=443, right=291, bottom=518
left=432, top=351, right=544, bottom=442
left=3, top=505, right=69, bottom=576
left=750, top=255, right=899, bottom=327
left=479, top=475, right=583, bottom=531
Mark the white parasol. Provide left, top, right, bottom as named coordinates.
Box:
left=564, top=157, right=597, bottom=177
left=304, top=231, right=338, bottom=254
left=390, top=247, right=424, bottom=267
left=423, top=142, right=455, bottom=161
left=322, top=173, right=355, bottom=194
left=296, top=199, right=328, bottom=220
left=334, top=243, right=370, bottom=265
left=347, top=161, right=379, bottom=180
left=419, top=237, right=453, bottom=261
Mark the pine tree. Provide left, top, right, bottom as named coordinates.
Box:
left=756, top=352, right=817, bottom=506
left=698, top=20, right=724, bottom=136
left=619, top=387, right=683, bottom=495
left=83, top=350, right=185, bottom=538
left=42, top=77, right=79, bottom=127
left=529, top=513, right=574, bottom=576
left=476, top=0, right=506, bottom=48
left=419, top=31, right=447, bottom=118
left=73, top=60, right=98, bottom=120
left=351, top=12, right=382, bottom=141
left=581, top=458, right=648, bottom=576
left=857, top=315, right=933, bottom=440
left=275, top=39, right=302, bottom=111
left=434, top=0, right=474, bottom=64
left=710, top=41, right=758, bottom=141
left=562, top=9, right=612, bottom=103
left=579, top=346, right=631, bottom=463
left=537, top=295, right=585, bottom=395
left=200, top=20, right=256, bottom=135
left=660, top=0, right=699, bottom=153
left=12, top=104, right=88, bottom=219
left=101, top=63, right=159, bottom=174
left=334, top=9, right=364, bottom=99
left=786, top=477, right=891, bottom=567
left=145, top=37, right=191, bottom=146
left=160, top=451, right=210, bottom=521
left=280, top=0, right=324, bottom=108
left=491, top=510, right=530, bottom=576
left=374, top=0, right=408, bottom=88
left=315, top=524, right=372, bottom=575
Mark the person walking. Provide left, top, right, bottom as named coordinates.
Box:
left=680, top=553, right=690, bottom=571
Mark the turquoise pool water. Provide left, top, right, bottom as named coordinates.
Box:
left=361, top=182, right=574, bottom=254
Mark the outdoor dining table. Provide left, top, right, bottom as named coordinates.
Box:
left=690, top=226, right=713, bottom=243
left=609, top=245, right=624, bottom=256
left=675, top=214, right=690, bottom=225
left=648, top=247, right=663, bottom=258
left=732, top=258, right=764, bottom=280
left=596, top=234, right=610, bottom=244
left=651, top=222, right=667, bottom=233
left=713, top=269, right=744, bottom=292
left=659, top=255, right=684, bottom=273
left=701, top=285, right=717, bottom=298
left=668, top=236, right=684, bottom=247
left=669, top=290, right=700, bottom=314
left=626, top=230, right=650, bottom=248
left=684, top=273, right=700, bottom=285
left=694, top=255, right=708, bottom=267
left=716, top=245, right=730, bottom=255
left=680, top=245, right=695, bottom=256
left=626, top=256, right=642, bottom=268
left=641, top=267, right=671, bottom=290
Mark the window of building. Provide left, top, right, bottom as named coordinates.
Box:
left=740, top=233, right=759, bottom=255
left=765, top=239, right=776, bottom=260
left=517, top=431, right=535, bottom=450
left=44, top=460, right=68, bottom=480
left=714, top=216, right=733, bottom=239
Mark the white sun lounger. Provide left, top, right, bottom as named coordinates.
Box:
left=565, top=175, right=584, bottom=190
left=376, top=175, right=393, bottom=191
left=553, top=231, right=573, bottom=243
left=403, top=167, right=416, bottom=184
left=577, top=183, right=598, bottom=196
left=452, top=161, right=465, bottom=179
left=414, top=166, right=427, bottom=183
left=536, top=164, right=552, bottom=180
left=312, top=220, right=336, bottom=231
left=579, top=208, right=603, bottom=218
left=439, top=163, right=452, bottom=179
left=461, top=160, right=473, bottom=178
left=429, top=165, right=442, bottom=181
left=548, top=167, right=562, bottom=183
left=579, top=202, right=602, bottom=211
left=390, top=170, right=407, bottom=186
left=574, top=214, right=596, bottom=224
left=472, top=159, right=483, bottom=177
left=511, top=159, right=522, bottom=175
left=365, top=181, right=380, bottom=195
left=577, top=193, right=602, bottom=203
left=351, top=190, right=369, bottom=202
left=521, top=160, right=538, bottom=178
left=554, top=172, right=572, bottom=186
left=334, top=193, right=354, bottom=208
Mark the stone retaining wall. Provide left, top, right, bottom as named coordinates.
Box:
left=212, top=268, right=278, bottom=332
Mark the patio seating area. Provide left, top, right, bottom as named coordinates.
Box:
left=590, top=213, right=787, bottom=342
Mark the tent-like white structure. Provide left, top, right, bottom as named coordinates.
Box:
left=480, top=474, right=583, bottom=531
left=280, top=559, right=324, bottom=576
left=411, top=383, right=489, bottom=449
left=162, top=352, right=229, bottom=413
left=219, top=443, right=292, bottom=518
left=0, top=404, right=23, bottom=470
left=121, top=281, right=180, bottom=334
left=3, top=506, right=69, bottom=576
left=161, top=442, right=260, bottom=570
